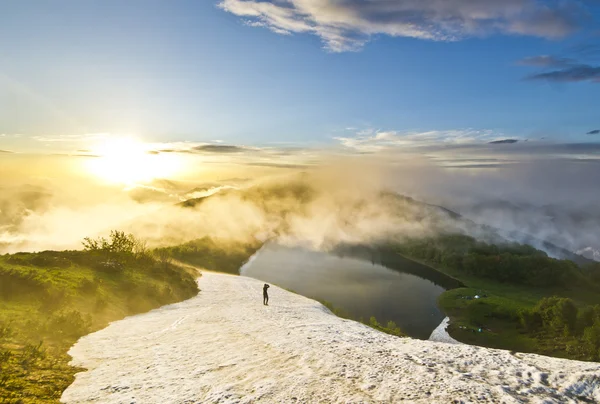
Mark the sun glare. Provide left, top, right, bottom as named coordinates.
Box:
left=86, top=137, right=182, bottom=184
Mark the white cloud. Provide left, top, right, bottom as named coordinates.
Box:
left=334, top=128, right=503, bottom=151
left=219, top=0, right=587, bottom=52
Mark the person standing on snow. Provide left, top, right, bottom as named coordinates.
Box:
left=263, top=283, right=270, bottom=305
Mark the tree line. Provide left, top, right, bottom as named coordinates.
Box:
left=520, top=297, right=600, bottom=361
left=396, top=234, right=585, bottom=288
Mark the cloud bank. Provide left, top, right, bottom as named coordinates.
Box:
left=3, top=139, right=600, bottom=262
left=219, top=0, right=589, bottom=51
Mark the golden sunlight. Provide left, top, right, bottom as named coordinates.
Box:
left=86, top=137, right=182, bottom=184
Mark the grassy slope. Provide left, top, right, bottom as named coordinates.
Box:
left=154, top=237, right=262, bottom=275
left=399, top=252, right=600, bottom=359
left=0, top=251, right=199, bottom=403
left=0, top=235, right=260, bottom=404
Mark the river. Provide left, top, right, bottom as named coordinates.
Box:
left=241, top=243, right=450, bottom=339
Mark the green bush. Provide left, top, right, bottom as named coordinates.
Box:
left=78, top=278, right=99, bottom=293
left=582, top=322, right=600, bottom=356
left=39, top=287, right=69, bottom=314
left=535, top=297, right=578, bottom=336
left=519, top=308, right=543, bottom=332
left=367, top=316, right=405, bottom=337
left=0, top=349, right=11, bottom=365
left=0, top=267, right=47, bottom=299
left=30, top=253, right=71, bottom=268
left=19, top=342, right=47, bottom=372
left=46, top=310, right=91, bottom=340
left=515, top=296, right=600, bottom=361
left=82, top=230, right=142, bottom=269
left=0, top=322, right=13, bottom=340
left=577, top=306, right=600, bottom=335
left=5, top=255, right=27, bottom=266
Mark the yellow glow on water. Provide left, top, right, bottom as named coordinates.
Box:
left=86, top=137, right=182, bottom=184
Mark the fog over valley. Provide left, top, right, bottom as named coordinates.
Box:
left=2, top=146, right=599, bottom=262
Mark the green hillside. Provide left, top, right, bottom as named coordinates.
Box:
left=0, top=232, right=255, bottom=403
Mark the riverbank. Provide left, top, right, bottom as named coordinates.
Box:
left=62, top=272, right=600, bottom=403
left=394, top=248, right=600, bottom=361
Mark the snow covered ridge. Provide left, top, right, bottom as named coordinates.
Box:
left=62, top=273, right=600, bottom=403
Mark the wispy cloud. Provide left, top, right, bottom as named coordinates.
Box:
left=153, top=141, right=312, bottom=159
left=519, top=49, right=600, bottom=84
left=192, top=144, right=254, bottom=153
left=518, top=55, right=577, bottom=67
left=145, top=141, right=317, bottom=169
left=219, top=0, right=588, bottom=52
left=245, top=162, right=311, bottom=169
left=588, top=129, right=600, bottom=135
left=333, top=128, right=600, bottom=171
left=527, top=65, right=600, bottom=83
left=334, top=128, right=507, bottom=152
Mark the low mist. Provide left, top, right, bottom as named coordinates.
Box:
left=1, top=154, right=599, bottom=262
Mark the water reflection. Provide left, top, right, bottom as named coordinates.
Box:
left=242, top=243, right=446, bottom=339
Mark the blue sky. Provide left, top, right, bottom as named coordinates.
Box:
left=1, top=0, right=599, bottom=152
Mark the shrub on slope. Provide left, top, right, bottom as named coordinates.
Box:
left=154, top=236, right=262, bottom=274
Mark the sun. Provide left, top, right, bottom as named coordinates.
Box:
left=86, top=137, right=181, bottom=184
